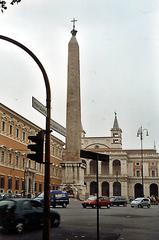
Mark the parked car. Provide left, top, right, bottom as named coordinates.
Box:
left=34, top=190, right=69, bottom=208
left=0, top=198, right=60, bottom=233
left=131, top=197, right=151, bottom=208
left=0, top=193, right=14, bottom=200
left=110, top=196, right=127, bottom=206
left=82, top=196, right=111, bottom=208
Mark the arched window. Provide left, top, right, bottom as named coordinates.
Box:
left=101, top=161, right=109, bottom=175
left=90, top=181, right=97, bottom=195
left=150, top=183, right=158, bottom=197
left=134, top=183, right=142, bottom=198
left=113, top=160, right=121, bottom=175
left=113, top=181, right=121, bottom=196
left=102, top=181, right=109, bottom=196
left=90, top=160, right=96, bottom=175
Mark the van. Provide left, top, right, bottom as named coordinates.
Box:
left=34, top=190, right=69, bottom=208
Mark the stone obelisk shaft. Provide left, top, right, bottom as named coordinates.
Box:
left=65, top=30, right=81, bottom=161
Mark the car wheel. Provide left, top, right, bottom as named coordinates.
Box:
left=147, top=204, right=150, bottom=208
left=107, top=204, right=110, bottom=208
left=62, top=203, right=67, bottom=208
left=82, top=204, right=86, bottom=208
left=138, top=204, right=142, bottom=208
left=50, top=216, right=60, bottom=228
left=92, top=205, right=96, bottom=208
left=15, top=222, right=24, bottom=234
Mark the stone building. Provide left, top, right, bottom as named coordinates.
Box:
left=0, top=102, right=64, bottom=196
left=81, top=113, right=159, bottom=199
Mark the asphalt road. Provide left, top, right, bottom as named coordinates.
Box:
left=0, top=198, right=159, bottom=240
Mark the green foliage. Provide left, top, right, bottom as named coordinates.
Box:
left=0, top=0, right=22, bottom=13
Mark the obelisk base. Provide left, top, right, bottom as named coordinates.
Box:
left=60, top=161, right=86, bottom=200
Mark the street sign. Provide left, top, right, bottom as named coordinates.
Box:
left=32, top=97, right=66, bottom=136
left=80, top=150, right=109, bottom=161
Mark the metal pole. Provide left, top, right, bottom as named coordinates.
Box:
left=96, top=155, right=100, bottom=240
left=140, top=127, right=144, bottom=197
left=0, top=35, right=51, bottom=240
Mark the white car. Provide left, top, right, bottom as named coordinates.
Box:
left=131, top=197, right=151, bottom=208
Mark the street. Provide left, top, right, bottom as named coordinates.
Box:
left=0, top=198, right=159, bottom=240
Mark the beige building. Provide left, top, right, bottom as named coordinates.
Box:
left=81, top=113, right=159, bottom=200
left=0, top=103, right=64, bottom=196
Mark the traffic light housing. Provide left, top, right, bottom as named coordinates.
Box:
left=27, top=130, right=44, bottom=164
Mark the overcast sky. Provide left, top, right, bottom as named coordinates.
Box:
left=0, top=0, right=159, bottom=150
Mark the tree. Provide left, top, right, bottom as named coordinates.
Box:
left=0, top=0, right=22, bottom=13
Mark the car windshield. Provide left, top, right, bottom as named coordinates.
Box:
left=110, top=197, right=116, bottom=201
left=134, top=198, right=143, bottom=201
left=87, top=196, right=97, bottom=200
left=35, top=193, right=44, bottom=198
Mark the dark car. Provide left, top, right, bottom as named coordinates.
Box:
left=0, top=193, right=14, bottom=200
left=0, top=198, right=60, bottom=233
left=110, top=196, right=127, bottom=206
left=34, top=190, right=69, bottom=208
left=82, top=196, right=111, bottom=208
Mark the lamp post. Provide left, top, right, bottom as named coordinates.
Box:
left=137, top=126, right=149, bottom=197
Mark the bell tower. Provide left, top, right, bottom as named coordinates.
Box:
left=111, top=112, right=122, bottom=148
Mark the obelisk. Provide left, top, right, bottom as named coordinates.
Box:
left=65, top=19, right=81, bottom=162
left=61, top=19, right=86, bottom=199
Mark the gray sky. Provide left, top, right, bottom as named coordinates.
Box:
left=0, top=0, right=159, bottom=150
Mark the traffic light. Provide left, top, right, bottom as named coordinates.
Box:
left=27, top=130, right=44, bottom=164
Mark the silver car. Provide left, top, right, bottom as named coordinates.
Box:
left=131, top=197, right=151, bottom=208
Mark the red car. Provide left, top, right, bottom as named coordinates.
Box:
left=82, top=196, right=111, bottom=208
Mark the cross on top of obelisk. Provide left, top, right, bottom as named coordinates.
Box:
left=71, top=18, right=77, bottom=36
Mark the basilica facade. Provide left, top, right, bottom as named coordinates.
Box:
left=81, top=113, right=159, bottom=200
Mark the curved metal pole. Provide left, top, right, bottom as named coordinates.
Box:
left=0, top=35, right=51, bottom=240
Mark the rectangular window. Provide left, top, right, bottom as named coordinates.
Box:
left=9, top=153, right=12, bottom=165
left=16, top=128, right=19, bottom=138
left=15, top=179, right=19, bottom=190
left=22, top=131, right=26, bottom=141
left=0, top=176, right=5, bottom=188
left=136, top=170, right=140, bottom=177
left=152, top=170, right=155, bottom=177
left=2, top=121, right=5, bottom=131
left=22, top=180, right=25, bottom=191
left=1, top=151, right=4, bottom=163
left=8, top=176, right=12, bottom=189
left=15, top=156, right=19, bottom=167
left=9, top=125, right=13, bottom=135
